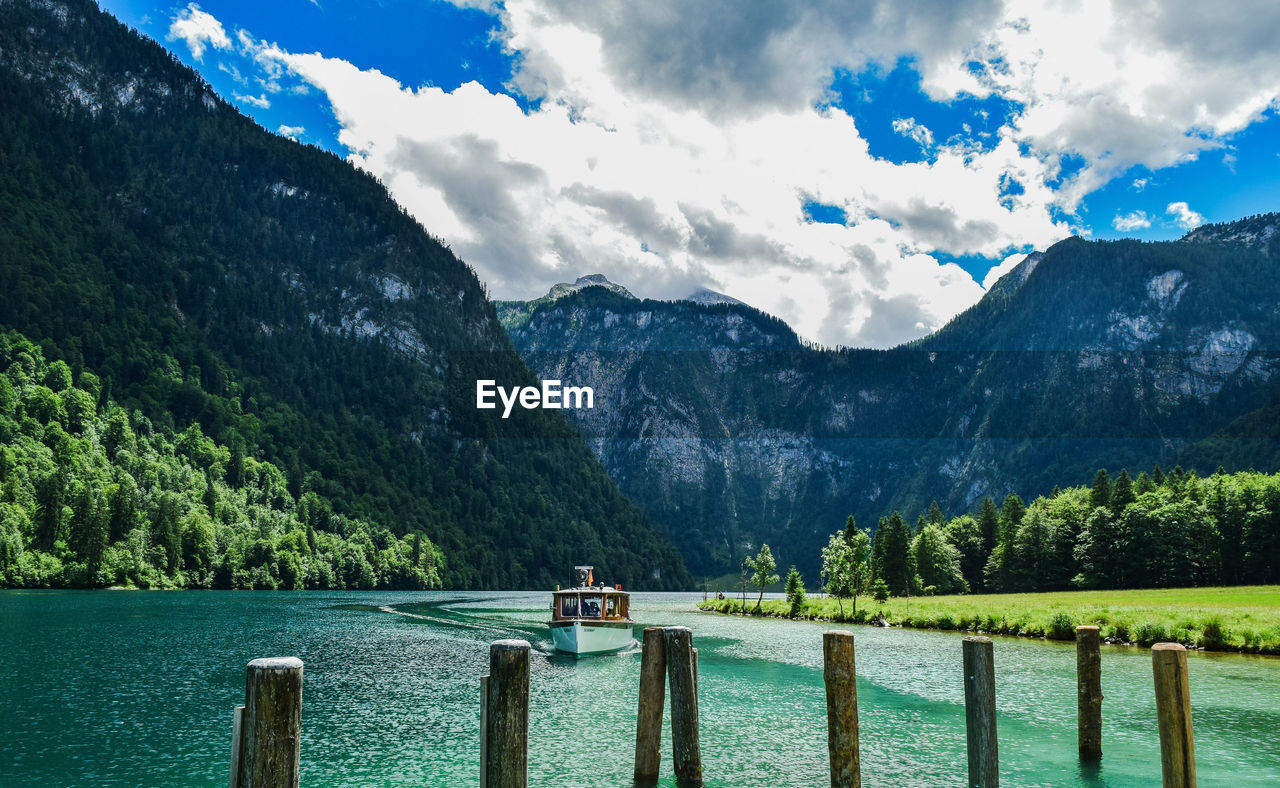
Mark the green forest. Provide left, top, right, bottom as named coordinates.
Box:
left=0, top=331, right=442, bottom=589
left=812, top=465, right=1280, bottom=605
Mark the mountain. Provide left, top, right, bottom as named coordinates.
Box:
left=0, top=0, right=690, bottom=590
left=497, top=219, right=1280, bottom=578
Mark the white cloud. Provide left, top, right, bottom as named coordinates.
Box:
left=1131, top=178, right=1148, bottom=191
left=1113, top=211, right=1151, bottom=231
left=892, top=117, right=935, bottom=150
left=167, top=3, right=230, bottom=61
left=1166, top=201, right=1204, bottom=230
left=277, top=124, right=306, bottom=140
left=234, top=92, right=271, bottom=109
left=200, top=1, right=1280, bottom=347
left=981, top=251, right=1031, bottom=290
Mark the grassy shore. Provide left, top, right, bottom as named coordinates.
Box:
left=698, top=586, right=1280, bottom=654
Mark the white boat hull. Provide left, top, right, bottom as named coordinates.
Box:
left=549, top=620, right=636, bottom=655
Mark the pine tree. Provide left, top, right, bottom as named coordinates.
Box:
left=784, top=566, right=806, bottom=616
left=875, top=512, right=916, bottom=596
left=925, top=500, right=945, bottom=526
left=1090, top=469, right=1112, bottom=509
left=976, top=496, right=999, bottom=573
left=1111, top=469, right=1135, bottom=513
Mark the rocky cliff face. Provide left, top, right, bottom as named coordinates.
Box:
left=498, top=222, right=1280, bottom=577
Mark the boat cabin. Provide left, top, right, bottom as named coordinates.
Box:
left=551, top=587, right=630, bottom=622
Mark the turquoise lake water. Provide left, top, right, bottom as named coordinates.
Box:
left=2, top=590, right=1278, bottom=786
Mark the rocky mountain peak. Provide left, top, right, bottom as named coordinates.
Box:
left=686, top=287, right=745, bottom=307
left=546, top=274, right=636, bottom=301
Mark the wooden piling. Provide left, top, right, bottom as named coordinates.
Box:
left=238, top=657, right=303, bottom=788
left=664, top=626, right=703, bottom=786
left=1152, top=643, right=1196, bottom=788
left=228, top=706, right=245, bottom=788
left=634, top=627, right=667, bottom=782
left=485, top=639, right=531, bottom=788
left=823, top=630, right=861, bottom=788
left=962, top=636, right=998, bottom=788
left=1076, top=625, right=1102, bottom=760
left=479, top=675, right=490, bottom=788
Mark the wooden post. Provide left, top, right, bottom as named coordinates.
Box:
left=479, top=675, right=490, bottom=788
left=485, top=639, right=530, bottom=788
left=634, top=627, right=667, bottom=782
left=692, top=647, right=699, bottom=698
left=664, top=626, right=703, bottom=786
left=823, top=630, right=861, bottom=788
left=228, top=706, right=245, bottom=788
left=963, top=636, right=998, bottom=788
left=238, top=657, right=303, bottom=788
left=1152, top=643, right=1196, bottom=788
left=1076, top=625, right=1102, bottom=760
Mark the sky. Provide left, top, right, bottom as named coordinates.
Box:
left=101, top=0, right=1280, bottom=348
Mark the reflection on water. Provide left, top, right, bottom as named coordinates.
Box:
left=2, top=590, right=1279, bottom=786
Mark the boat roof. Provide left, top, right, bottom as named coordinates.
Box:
left=553, top=586, right=629, bottom=595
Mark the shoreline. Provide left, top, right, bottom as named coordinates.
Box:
left=696, top=590, right=1280, bottom=656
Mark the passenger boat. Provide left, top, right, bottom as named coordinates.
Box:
left=548, top=566, right=636, bottom=655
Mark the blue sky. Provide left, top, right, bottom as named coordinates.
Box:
left=100, top=1, right=1280, bottom=348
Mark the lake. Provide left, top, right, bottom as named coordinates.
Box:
left=2, top=590, right=1278, bottom=786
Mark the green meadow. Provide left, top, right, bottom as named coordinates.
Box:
left=699, top=585, right=1280, bottom=653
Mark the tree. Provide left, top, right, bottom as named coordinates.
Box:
left=745, top=543, right=779, bottom=611
left=975, top=496, right=1000, bottom=583
left=822, top=526, right=870, bottom=617
left=913, top=524, right=967, bottom=595
left=872, top=579, right=889, bottom=604
left=1090, top=469, right=1112, bottom=509
left=925, top=500, right=945, bottom=526
left=1009, top=507, right=1054, bottom=592
left=945, top=514, right=985, bottom=592
left=784, top=566, right=806, bottom=617
left=1111, top=469, right=1135, bottom=514
left=873, top=512, right=916, bottom=596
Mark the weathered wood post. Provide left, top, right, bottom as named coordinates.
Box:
left=485, top=639, right=531, bottom=788
left=823, top=630, right=861, bottom=788
left=634, top=627, right=667, bottom=782
left=229, top=706, right=245, bottom=788
left=664, top=626, right=703, bottom=786
left=963, top=636, right=998, bottom=788
left=479, top=675, right=490, bottom=788
left=1152, top=643, right=1196, bottom=788
left=1076, top=625, right=1102, bottom=760
left=237, top=657, right=303, bottom=788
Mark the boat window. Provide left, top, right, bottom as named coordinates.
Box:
left=580, top=595, right=603, bottom=618
left=559, top=595, right=579, bottom=618
left=605, top=595, right=618, bottom=618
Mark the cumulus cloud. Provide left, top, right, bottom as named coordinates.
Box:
left=1166, top=201, right=1204, bottom=230
left=277, top=124, right=305, bottom=139
left=1113, top=211, right=1152, bottom=231
left=192, top=1, right=1280, bottom=347
left=981, top=251, right=1032, bottom=289
left=167, top=3, right=230, bottom=61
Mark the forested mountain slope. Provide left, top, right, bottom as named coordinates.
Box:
left=499, top=223, right=1280, bottom=578
left=0, top=0, right=689, bottom=589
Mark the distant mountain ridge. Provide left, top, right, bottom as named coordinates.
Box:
left=498, top=216, right=1280, bottom=578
